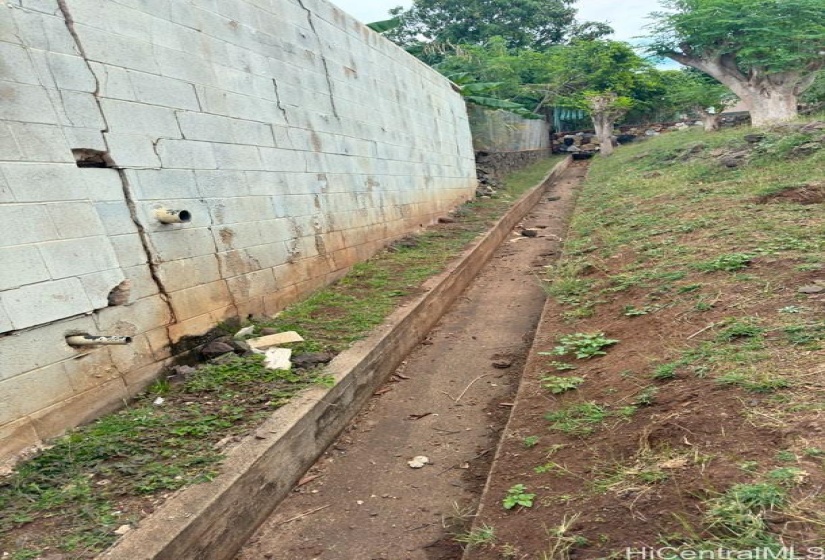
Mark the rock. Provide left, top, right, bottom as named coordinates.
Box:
left=234, top=326, right=255, bottom=339
left=547, top=196, right=561, bottom=201
left=798, top=285, right=825, bottom=294
left=790, top=142, right=822, bottom=157
left=201, top=340, right=235, bottom=360
left=210, top=353, right=237, bottom=366
left=260, top=327, right=279, bottom=336
left=492, top=359, right=513, bottom=369
left=520, top=229, right=538, bottom=238
left=407, top=456, right=430, bottom=468
left=248, top=331, right=305, bottom=350
left=292, top=352, right=335, bottom=369
left=263, top=348, right=292, bottom=370
left=114, top=524, right=132, bottom=535
left=437, top=216, right=456, bottom=224
left=744, top=133, right=766, bottom=144
left=169, top=364, right=196, bottom=379
left=800, top=121, right=825, bottom=133
left=229, top=339, right=253, bottom=355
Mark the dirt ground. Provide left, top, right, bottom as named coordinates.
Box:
left=235, top=164, right=588, bottom=560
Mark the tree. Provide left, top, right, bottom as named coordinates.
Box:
left=384, top=0, right=611, bottom=55
left=545, top=40, right=655, bottom=155
left=665, top=70, right=734, bottom=131
left=647, top=0, right=825, bottom=126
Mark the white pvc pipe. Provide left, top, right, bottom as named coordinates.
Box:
left=66, top=335, right=133, bottom=346
left=154, top=208, right=192, bottom=224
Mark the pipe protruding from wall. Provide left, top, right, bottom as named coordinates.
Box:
left=154, top=208, right=192, bottom=224
left=66, top=334, right=133, bottom=347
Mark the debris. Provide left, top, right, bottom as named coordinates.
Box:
left=520, top=229, right=538, bottom=237
left=249, top=331, right=304, bottom=350
left=113, top=524, right=132, bottom=535
left=547, top=196, right=561, bottom=201
left=798, top=285, right=824, bottom=294
left=438, top=216, right=455, bottom=223
left=499, top=402, right=515, bottom=407
left=167, top=364, right=196, bottom=383
left=279, top=504, right=331, bottom=524
left=407, top=456, right=430, bottom=468
left=492, top=359, right=512, bottom=369
left=259, top=327, right=279, bottom=335
left=234, top=326, right=255, bottom=339
left=263, top=348, right=292, bottom=370
left=408, top=412, right=433, bottom=420
left=393, top=373, right=411, bottom=380
left=200, top=340, right=235, bottom=360
left=744, top=133, right=766, bottom=144
left=297, top=474, right=321, bottom=487
left=374, top=386, right=392, bottom=396
left=292, top=352, right=335, bottom=369
left=153, top=397, right=165, bottom=406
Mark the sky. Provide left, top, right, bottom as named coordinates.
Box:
left=329, top=0, right=662, bottom=43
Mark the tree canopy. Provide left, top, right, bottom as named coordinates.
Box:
left=646, top=0, right=825, bottom=124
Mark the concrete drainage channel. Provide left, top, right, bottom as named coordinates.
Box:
left=98, top=157, right=572, bottom=560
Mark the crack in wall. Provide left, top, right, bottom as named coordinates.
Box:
left=271, top=78, right=290, bottom=125
left=295, top=0, right=340, bottom=119
left=55, top=0, right=178, bottom=327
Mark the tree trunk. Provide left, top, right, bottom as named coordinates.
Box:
left=744, top=90, right=799, bottom=127
left=696, top=108, right=721, bottom=132
left=591, top=112, right=614, bottom=157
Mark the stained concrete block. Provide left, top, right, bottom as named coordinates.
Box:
left=127, top=168, right=199, bottom=200
left=156, top=253, right=222, bottom=292
left=105, top=133, right=163, bottom=168
left=1, top=277, right=93, bottom=330
left=0, top=245, right=50, bottom=291
left=6, top=122, right=74, bottom=163
left=131, top=71, right=201, bottom=110
left=0, top=80, right=60, bottom=124
left=100, top=98, right=182, bottom=137
left=95, top=293, right=173, bottom=336
left=109, top=233, right=148, bottom=268
left=0, top=362, right=75, bottom=425
left=2, top=163, right=123, bottom=202
left=38, top=236, right=120, bottom=279
left=0, top=203, right=59, bottom=246
left=46, top=201, right=106, bottom=239
left=156, top=139, right=217, bottom=169
left=79, top=268, right=127, bottom=308
left=225, top=268, right=277, bottom=301
left=168, top=279, right=232, bottom=321
left=146, top=227, right=218, bottom=261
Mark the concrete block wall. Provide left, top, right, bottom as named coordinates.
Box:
left=0, top=0, right=476, bottom=461
left=468, top=105, right=551, bottom=152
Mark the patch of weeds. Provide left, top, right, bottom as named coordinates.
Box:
left=716, top=320, right=764, bottom=342
left=534, top=461, right=570, bottom=475
left=523, top=436, right=540, bottom=448
left=804, top=447, right=825, bottom=458
left=766, top=467, right=807, bottom=487
left=739, top=461, right=760, bottom=473
left=502, top=484, right=535, bottom=509
left=633, top=387, right=658, bottom=406
left=778, top=305, right=804, bottom=314
left=622, top=304, right=660, bottom=317
left=774, top=450, right=796, bottom=462
left=541, top=375, right=585, bottom=394
left=542, top=513, right=587, bottom=560
left=454, top=524, right=496, bottom=549
left=696, top=253, right=753, bottom=273
left=652, top=362, right=679, bottom=380
left=717, top=371, right=791, bottom=393
left=783, top=322, right=825, bottom=349
left=552, top=332, right=619, bottom=359
left=541, top=359, right=577, bottom=371
left=545, top=402, right=608, bottom=437
left=677, top=283, right=703, bottom=294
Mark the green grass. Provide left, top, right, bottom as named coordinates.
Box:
left=0, top=156, right=564, bottom=559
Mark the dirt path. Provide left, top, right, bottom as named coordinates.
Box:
left=235, top=163, right=586, bottom=560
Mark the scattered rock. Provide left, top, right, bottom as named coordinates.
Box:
left=113, top=524, right=132, bottom=535
left=292, top=352, right=335, bottom=369
left=153, top=397, right=165, bottom=406
left=259, top=327, right=279, bottom=336
left=790, top=142, right=822, bottom=158
left=209, top=353, right=237, bottom=366
left=263, top=348, right=292, bottom=370
left=200, top=340, right=235, bottom=360
left=800, top=121, right=825, bottom=133
left=744, top=133, right=766, bottom=144
left=798, top=285, right=825, bottom=294
left=248, top=331, right=304, bottom=350
left=437, top=216, right=455, bottom=224
left=520, top=229, right=538, bottom=238
left=492, top=359, right=513, bottom=369
left=407, top=456, right=430, bottom=468
left=391, top=235, right=420, bottom=249
left=234, top=326, right=256, bottom=339
left=168, top=364, right=196, bottom=383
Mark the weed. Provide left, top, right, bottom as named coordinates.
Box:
left=778, top=305, right=803, bottom=314
left=541, top=375, right=585, bottom=394
left=633, top=387, right=658, bottom=406
left=716, top=321, right=764, bottom=342
left=542, top=360, right=577, bottom=371
left=523, top=436, right=540, bottom=448
left=766, top=467, right=807, bottom=487
left=552, top=332, right=619, bottom=359
left=545, top=402, right=608, bottom=437
left=774, top=450, right=796, bottom=462
left=696, top=253, right=753, bottom=272
left=541, top=513, right=586, bottom=560
left=503, top=484, right=536, bottom=509
left=783, top=323, right=825, bottom=348
left=652, top=362, right=678, bottom=380
left=454, top=524, right=496, bottom=548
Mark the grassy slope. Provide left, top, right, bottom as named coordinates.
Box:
left=471, top=123, right=825, bottom=557
left=0, top=156, right=563, bottom=560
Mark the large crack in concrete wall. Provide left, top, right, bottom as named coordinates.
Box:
left=0, top=0, right=476, bottom=462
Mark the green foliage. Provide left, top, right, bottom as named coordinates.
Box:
left=541, top=375, right=585, bottom=394
left=696, top=253, right=753, bottom=272
left=523, top=436, right=540, bottom=448
left=545, top=402, right=608, bottom=436
left=552, top=332, right=619, bottom=359
left=663, top=68, right=734, bottom=116
left=502, top=484, right=536, bottom=509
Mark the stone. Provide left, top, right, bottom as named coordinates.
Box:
left=798, top=285, right=824, bottom=294
left=200, top=340, right=234, bottom=360
left=744, top=134, right=766, bottom=144
left=263, top=348, right=292, bottom=370
left=437, top=216, right=455, bottom=224
left=292, top=352, right=335, bottom=369
left=520, top=229, right=538, bottom=238
left=407, top=455, right=429, bottom=468
left=492, top=359, right=512, bottom=369
left=248, top=331, right=304, bottom=350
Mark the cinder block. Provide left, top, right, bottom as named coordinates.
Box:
left=0, top=123, right=23, bottom=162
left=45, top=51, right=97, bottom=92
left=225, top=268, right=277, bottom=301
left=130, top=71, right=200, bottom=111
left=0, top=417, right=40, bottom=463
left=61, top=127, right=108, bottom=153
left=0, top=40, right=40, bottom=85
left=99, top=98, right=181, bottom=137
left=176, top=112, right=275, bottom=146
left=121, top=360, right=167, bottom=397
left=29, top=377, right=128, bottom=443
left=144, top=325, right=171, bottom=360
left=168, top=280, right=232, bottom=321
left=109, top=332, right=155, bottom=372
left=258, top=147, right=307, bottom=172
left=0, top=362, right=75, bottom=425
left=2, top=278, right=93, bottom=330
left=105, top=133, right=163, bottom=168
left=79, top=268, right=127, bottom=308
left=62, top=348, right=120, bottom=393
left=119, top=264, right=160, bottom=300
left=95, top=293, right=172, bottom=335
left=0, top=245, right=50, bottom=291
left=74, top=23, right=161, bottom=75
left=145, top=227, right=218, bottom=261
left=207, top=196, right=277, bottom=225
left=94, top=202, right=138, bottom=236
left=38, top=237, right=120, bottom=279
left=6, top=122, right=74, bottom=163
left=0, top=203, right=59, bottom=247
left=194, top=169, right=250, bottom=198
left=211, top=221, right=264, bottom=250
left=10, top=10, right=78, bottom=56
left=0, top=80, right=59, bottom=124
left=156, top=253, right=221, bottom=292
left=109, top=233, right=148, bottom=268
left=155, top=45, right=220, bottom=88
left=0, top=301, right=12, bottom=334
left=156, top=139, right=217, bottom=169
left=126, top=168, right=199, bottom=200
left=49, top=89, right=106, bottom=130
left=89, top=62, right=136, bottom=101
left=212, top=143, right=263, bottom=171
left=46, top=201, right=106, bottom=239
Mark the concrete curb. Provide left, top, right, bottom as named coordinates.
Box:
left=99, top=156, right=572, bottom=560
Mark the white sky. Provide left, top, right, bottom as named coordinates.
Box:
left=329, top=0, right=662, bottom=43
